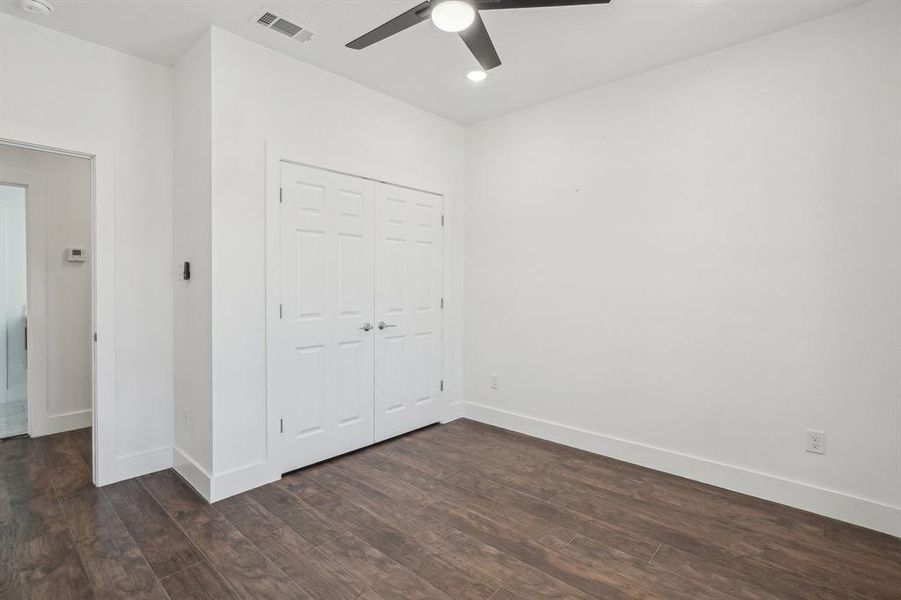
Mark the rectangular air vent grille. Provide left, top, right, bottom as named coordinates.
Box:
left=270, top=18, right=302, bottom=38
left=253, top=9, right=316, bottom=44
left=257, top=12, right=278, bottom=26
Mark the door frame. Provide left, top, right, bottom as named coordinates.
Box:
left=265, top=140, right=453, bottom=480
left=0, top=136, right=115, bottom=487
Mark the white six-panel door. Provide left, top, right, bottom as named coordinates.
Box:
left=374, top=183, right=444, bottom=441
left=279, top=163, right=376, bottom=472
left=277, top=162, right=443, bottom=473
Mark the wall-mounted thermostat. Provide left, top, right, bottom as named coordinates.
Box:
left=66, top=248, right=86, bottom=262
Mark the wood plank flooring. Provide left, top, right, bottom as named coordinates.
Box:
left=2, top=420, right=901, bottom=598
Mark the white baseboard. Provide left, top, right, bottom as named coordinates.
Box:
left=462, top=402, right=901, bottom=538
left=209, top=460, right=279, bottom=503
left=31, top=409, right=92, bottom=438
left=441, top=401, right=465, bottom=424
left=97, top=445, right=173, bottom=487
left=173, top=446, right=212, bottom=500
left=155, top=451, right=278, bottom=504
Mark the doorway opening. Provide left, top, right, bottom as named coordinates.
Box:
left=0, top=144, right=93, bottom=475
left=0, top=184, right=27, bottom=438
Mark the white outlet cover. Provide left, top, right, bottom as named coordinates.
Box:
left=489, top=374, right=499, bottom=390
left=806, top=430, right=826, bottom=454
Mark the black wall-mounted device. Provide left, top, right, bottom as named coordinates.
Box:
left=183, top=261, right=191, bottom=281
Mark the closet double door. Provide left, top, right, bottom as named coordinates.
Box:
left=278, top=162, right=443, bottom=473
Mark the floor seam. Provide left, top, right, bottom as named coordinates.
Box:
left=485, top=586, right=505, bottom=600
left=247, top=524, right=288, bottom=543
left=558, top=532, right=580, bottom=552
left=158, top=558, right=205, bottom=581
left=310, top=527, right=352, bottom=549
left=648, top=543, right=662, bottom=564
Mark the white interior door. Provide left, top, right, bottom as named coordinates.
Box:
left=278, top=163, right=376, bottom=472
left=374, top=183, right=443, bottom=442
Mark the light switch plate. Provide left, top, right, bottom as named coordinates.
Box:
left=489, top=374, right=499, bottom=390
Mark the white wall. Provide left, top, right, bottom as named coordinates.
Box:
left=173, top=31, right=214, bottom=492
left=0, top=14, right=174, bottom=482
left=464, top=0, right=901, bottom=535
left=0, top=147, right=92, bottom=436
left=205, top=28, right=465, bottom=499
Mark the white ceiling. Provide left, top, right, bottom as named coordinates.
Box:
left=0, top=0, right=866, bottom=123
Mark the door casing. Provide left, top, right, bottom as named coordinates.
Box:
left=0, top=137, right=111, bottom=486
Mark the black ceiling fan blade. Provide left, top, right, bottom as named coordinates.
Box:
left=476, top=0, right=611, bottom=9
left=459, top=12, right=502, bottom=70
left=347, top=1, right=432, bottom=49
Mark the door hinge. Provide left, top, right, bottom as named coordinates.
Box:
left=93, top=332, right=97, bottom=342
left=280, top=418, right=284, bottom=434
left=440, top=380, right=444, bottom=392
left=440, top=297, right=444, bottom=309
left=441, top=214, right=445, bottom=227
left=279, top=187, right=284, bottom=203
left=279, top=304, right=283, bottom=319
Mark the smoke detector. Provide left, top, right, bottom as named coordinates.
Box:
left=19, top=0, right=53, bottom=16
left=252, top=9, right=316, bottom=44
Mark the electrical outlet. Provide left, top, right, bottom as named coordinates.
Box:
left=183, top=408, right=190, bottom=431
left=489, top=374, right=499, bottom=390
left=806, top=430, right=826, bottom=454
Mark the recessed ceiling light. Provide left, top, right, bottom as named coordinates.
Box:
left=19, top=0, right=53, bottom=16
left=467, top=70, right=487, bottom=83
left=431, top=0, right=476, bottom=33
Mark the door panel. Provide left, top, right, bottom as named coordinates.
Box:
left=374, top=183, right=443, bottom=441
left=279, top=163, right=375, bottom=472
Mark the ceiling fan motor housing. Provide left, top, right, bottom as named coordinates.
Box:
left=430, top=0, right=478, bottom=33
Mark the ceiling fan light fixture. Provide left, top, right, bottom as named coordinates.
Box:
left=431, top=0, right=476, bottom=33
left=467, top=70, right=487, bottom=82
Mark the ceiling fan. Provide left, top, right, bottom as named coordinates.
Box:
left=347, top=0, right=612, bottom=72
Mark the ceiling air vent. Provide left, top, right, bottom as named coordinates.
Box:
left=253, top=9, right=316, bottom=44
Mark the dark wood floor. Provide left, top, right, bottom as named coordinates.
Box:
left=2, top=420, right=901, bottom=599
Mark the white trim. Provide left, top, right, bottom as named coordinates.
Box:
left=173, top=446, right=212, bottom=500
left=462, top=401, right=901, bottom=538
left=30, top=409, right=92, bottom=438
left=263, top=142, right=283, bottom=490
left=91, top=148, right=117, bottom=485
left=210, top=460, right=279, bottom=503
left=103, top=445, right=172, bottom=486
left=441, top=401, right=465, bottom=424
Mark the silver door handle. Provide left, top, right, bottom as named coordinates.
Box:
left=378, top=321, right=397, bottom=330
left=360, top=323, right=373, bottom=332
